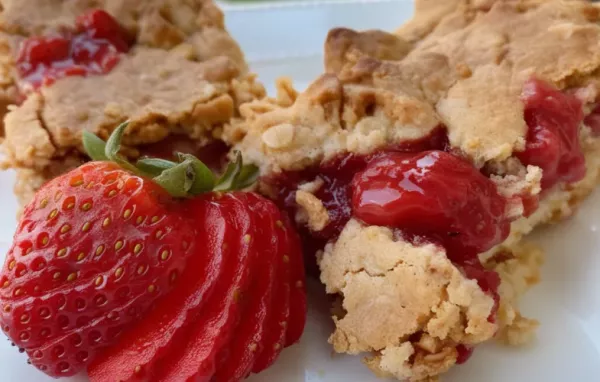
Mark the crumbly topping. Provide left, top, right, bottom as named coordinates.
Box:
left=319, top=219, right=496, bottom=381
left=228, top=0, right=600, bottom=171
left=227, top=74, right=440, bottom=173
left=2, top=47, right=263, bottom=171
left=484, top=242, right=543, bottom=346
left=0, top=0, right=257, bottom=137
left=0, top=0, right=246, bottom=70
left=492, top=164, right=542, bottom=220
left=324, top=28, right=412, bottom=74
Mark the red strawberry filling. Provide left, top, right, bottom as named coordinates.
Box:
left=15, top=9, right=131, bottom=94
left=516, top=78, right=586, bottom=190
left=352, top=151, right=509, bottom=259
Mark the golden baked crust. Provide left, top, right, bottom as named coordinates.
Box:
left=319, top=219, right=496, bottom=381
left=227, top=0, right=600, bottom=169
left=0, top=0, right=265, bottom=209
left=3, top=48, right=260, bottom=171
left=0, top=0, right=255, bottom=137
left=0, top=0, right=247, bottom=68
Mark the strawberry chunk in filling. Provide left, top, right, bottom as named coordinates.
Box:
left=15, top=10, right=131, bottom=94
left=516, top=78, right=586, bottom=190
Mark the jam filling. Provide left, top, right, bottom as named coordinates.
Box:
left=352, top=151, right=509, bottom=259
left=516, top=78, right=586, bottom=190
left=266, top=128, right=502, bottom=308
left=15, top=10, right=131, bottom=94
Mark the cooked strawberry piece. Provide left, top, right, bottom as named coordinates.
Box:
left=282, top=215, right=306, bottom=348
left=16, top=9, right=130, bottom=93
left=149, top=193, right=260, bottom=381
left=516, top=78, right=586, bottom=190
left=75, top=10, right=129, bottom=52
left=0, top=161, right=195, bottom=377
left=212, top=196, right=281, bottom=382
left=351, top=150, right=510, bottom=260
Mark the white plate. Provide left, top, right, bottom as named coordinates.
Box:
left=1, top=1, right=600, bottom=381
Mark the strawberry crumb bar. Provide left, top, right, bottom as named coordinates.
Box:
left=0, top=0, right=264, bottom=209
left=226, top=0, right=600, bottom=380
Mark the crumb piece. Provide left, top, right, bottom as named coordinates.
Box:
left=320, top=219, right=496, bottom=381
left=262, top=123, right=296, bottom=149
left=295, top=190, right=330, bottom=232
left=298, top=177, right=325, bottom=194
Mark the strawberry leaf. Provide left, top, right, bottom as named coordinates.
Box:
left=236, top=163, right=259, bottom=190
left=136, top=158, right=177, bottom=177
left=82, top=131, right=108, bottom=161
left=177, top=153, right=215, bottom=194
left=214, top=151, right=243, bottom=191
left=214, top=151, right=259, bottom=191
left=153, top=159, right=196, bottom=198
left=103, top=122, right=139, bottom=173
left=82, top=124, right=259, bottom=197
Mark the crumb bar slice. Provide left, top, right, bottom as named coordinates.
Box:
left=226, top=1, right=600, bottom=380
left=0, top=0, right=265, bottom=210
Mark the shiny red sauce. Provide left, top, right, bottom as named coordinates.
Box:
left=15, top=10, right=130, bottom=93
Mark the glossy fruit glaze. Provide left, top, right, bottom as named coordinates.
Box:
left=15, top=10, right=130, bottom=94
left=516, top=78, right=586, bottom=190
left=352, top=151, right=510, bottom=259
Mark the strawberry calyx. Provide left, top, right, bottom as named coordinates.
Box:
left=82, top=122, right=259, bottom=197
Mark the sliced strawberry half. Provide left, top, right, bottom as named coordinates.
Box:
left=212, top=196, right=284, bottom=382
left=251, top=216, right=293, bottom=374
left=284, top=215, right=307, bottom=347
left=148, top=193, right=261, bottom=381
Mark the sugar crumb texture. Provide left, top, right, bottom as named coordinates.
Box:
left=319, top=219, right=496, bottom=381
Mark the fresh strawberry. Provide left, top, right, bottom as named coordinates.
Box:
left=0, top=138, right=196, bottom=376
left=284, top=215, right=307, bottom=347
left=251, top=216, right=295, bottom=373
left=88, top=193, right=256, bottom=381
left=147, top=193, right=261, bottom=381
left=1, top=122, right=308, bottom=381
left=213, top=196, right=285, bottom=382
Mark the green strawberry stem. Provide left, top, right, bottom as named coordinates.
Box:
left=81, top=121, right=259, bottom=197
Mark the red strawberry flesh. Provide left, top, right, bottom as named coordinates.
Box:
left=0, top=162, right=195, bottom=377
left=144, top=193, right=260, bottom=381
left=87, top=193, right=230, bottom=381
left=213, top=196, right=282, bottom=382
left=251, top=217, right=293, bottom=373
left=283, top=215, right=307, bottom=348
